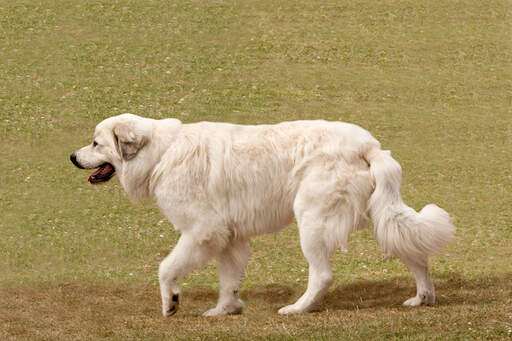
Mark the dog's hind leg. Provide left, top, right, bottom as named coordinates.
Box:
left=398, top=256, right=435, bottom=306
left=278, top=165, right=369, bottom=314
left=203, top=240, right=250, bottom=317
left=158, top=234, right=217, bottom=317
left=278, top=216, right=334, bottom=314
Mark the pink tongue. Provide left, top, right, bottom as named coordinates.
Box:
left=88, top=164, right=113, bottom=182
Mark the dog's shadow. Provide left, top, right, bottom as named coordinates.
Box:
left=324, top=272, right=510, bottom=310
left=187, top=272, right=511, bottom=312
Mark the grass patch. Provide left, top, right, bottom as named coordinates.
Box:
left=1, top=0, right=511, bottom=339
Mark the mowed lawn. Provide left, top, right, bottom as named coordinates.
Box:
left=1, top=0, right=511, bottom=339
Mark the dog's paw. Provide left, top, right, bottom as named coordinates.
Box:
left=163, top=294, right=180, bottom=317
left=202, top=307, right=236, bottom=317
left=402, top=296, right=422, bottom=307
left=203, top=299, right=244, bottom=317
left=403, top=291, right=434, bottom=307
left=278, top=303, right=307, bottom=315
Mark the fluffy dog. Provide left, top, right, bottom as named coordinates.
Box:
left=70, top=113, right=455, bottom=316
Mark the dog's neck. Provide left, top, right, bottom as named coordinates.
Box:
left=119, top=118, right=183, bottom=202
left=152, top=118, right=183, bottom=156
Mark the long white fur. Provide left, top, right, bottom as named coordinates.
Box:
left=72, top=113, right=456, bottom=316
left=365, top=148, right=456, bottom=262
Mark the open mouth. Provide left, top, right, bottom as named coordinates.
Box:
left=88, top=163, right=116, bottom=184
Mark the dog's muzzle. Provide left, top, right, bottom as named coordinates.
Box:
left=70, top=153, right=84, bottom=169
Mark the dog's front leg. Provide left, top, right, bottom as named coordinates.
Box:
left=158, top=234, right=214, bottom=317
left=203, top=240, right=250, bottom=317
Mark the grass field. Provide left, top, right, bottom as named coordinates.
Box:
left=1, top=0, right=511, bottom=339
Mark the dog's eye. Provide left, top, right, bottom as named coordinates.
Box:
left=93, top=141, right=98, bottom=147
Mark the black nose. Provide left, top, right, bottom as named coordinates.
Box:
left=70, top=153, right=84, bottom=169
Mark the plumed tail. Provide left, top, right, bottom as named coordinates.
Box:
left=364, top=148, right=456, bottom=263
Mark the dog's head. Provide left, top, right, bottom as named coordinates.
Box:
left=70, top=113, right=152, bottom=184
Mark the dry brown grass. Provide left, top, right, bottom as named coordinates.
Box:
left=2, top=273, right=511, bottom=340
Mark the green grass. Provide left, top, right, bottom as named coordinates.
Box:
left=1, top=0, right=511, bottom=339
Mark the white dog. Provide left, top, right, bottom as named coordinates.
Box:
left=70, top=113, right=455, bottom=317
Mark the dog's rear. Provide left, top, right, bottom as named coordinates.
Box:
left=278, top=128, right=455, bottom=314
left=364, top=147, right=456, bottom=306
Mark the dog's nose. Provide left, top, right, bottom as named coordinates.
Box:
left=70, top=153, right=84, bottom=169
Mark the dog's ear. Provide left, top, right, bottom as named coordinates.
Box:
left=113, top=122, right=147, bottom=161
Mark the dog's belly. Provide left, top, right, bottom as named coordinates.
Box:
left=153, top=167, right=297, bottom=241
left=224, top=189, right=296, bottom=238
